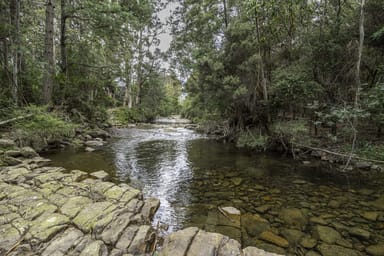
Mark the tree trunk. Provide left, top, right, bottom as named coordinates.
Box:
left=43, top=0, right=55, bottom=105
left=123, top=59, right=133, bottom=108
left=354, top=0, right=365, bottom=110
left=10, top=0, right=20, bottom=105
left=60, top=0, right=67, bottom=74
left=135, top=29, right=144, bottom=106
left=223, top=0, right=228, bottom=29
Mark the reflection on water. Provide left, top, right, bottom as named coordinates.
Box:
left=47, top=127, right=384, bottom=253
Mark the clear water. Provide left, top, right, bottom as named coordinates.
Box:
left=46, top=127, right=384, bottom=253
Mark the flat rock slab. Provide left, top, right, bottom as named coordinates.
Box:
left=0, top=161, right=159, bottom=256
left=90, top=170, right=110, bottom=181
left=159, top=228, right=284, bottom=256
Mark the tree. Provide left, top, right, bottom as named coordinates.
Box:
left=42, top=0, right=55, bottom=104
left=10, top=0, right=20, bottom=105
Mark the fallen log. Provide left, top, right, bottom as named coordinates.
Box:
left=0, top=114, right=33, bottom=127
left=292, top=142, right=384, bottom=165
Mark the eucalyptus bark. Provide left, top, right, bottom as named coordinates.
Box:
left=43, top=0, right=55, bottom=104
left=10, top=0, right=20, bottom=105
left=135, top=29, right=144, bottom=106
left=354, top=0, right=365, bottom=109
left=60, top=0, right=67, bottom=73
left=124, top=59, right=133, bottom=108
left=223, top=0, right=228, bottom=28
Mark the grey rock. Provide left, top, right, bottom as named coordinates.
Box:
left=300, top=236, right=317, bottom=249
left=115, top=225, right=140, bottom=251
left=241, top=213, right=270, bottom=237
left=42, top=228, right=83, bottom=256
left=312, top=225, right=341, bottom=244
left=305, top=252, right=321, bottom=256
left=281, top=228, right=304, bottom=244
left=100, top=212, right=133, bottom=245
left=85, top=147, right=96, bottom=152
left=309, top=217, right=329, bottom=225
left=20, top=147, right=38, bottom=157
left=2, top=156, right=23, bottom=166
left=0, top=224, right=22, bottom=251
left=243, top=246, right=284, bottom=256
left=127, top=225, right=153, bottom=255
left=370, top=195, right=384, bottom=210
left=355, top=161, right=371, bottom=169
left=0, top=139, right=16, bottom=147
left=278, top=208, right=308, bottom=229
left=90, top=170, right=109, bottom=181
left=186, top=230, right=225, bottom=256
left=361, top=211, right=379, bottom=221
left=141, top=198, right=160, bottom=221
left=259, top=230, right=289, bottom=248
left=318, top=244, right=360, bottom=256
left=366, top=244, right=384, bottom=256
left=85, top=140, right=104, bottom=147
left=218, top=238, right=242, bottom=256
left=28, top=213, right=70, bottom=241
left=79, top=240, right=108, bottom=256
left=5, top=149, right=22, bottom=157
left=158, top=227, right=199, bottom=256
left=348, top=227, right=370, bottom=240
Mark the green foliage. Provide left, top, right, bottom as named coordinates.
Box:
left=272, top=120, right=308, bottom=139
left=12, top=106, right=76, bottom=137
left=272, top=65, right=323, bottom=106
left=364, top=83, right=384, bottom=125
left=10, top=106, right=77, bottom=150
left=236, top=129, right=269, bottom=151
left=110, top=107, right=154, bottom=124
left=356, top=142, right=384, bottom=161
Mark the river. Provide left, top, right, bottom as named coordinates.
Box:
left=46, top=126, right=384, bottom=255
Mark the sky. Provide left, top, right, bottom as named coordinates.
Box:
left=157, top=2, right=179, bottom=52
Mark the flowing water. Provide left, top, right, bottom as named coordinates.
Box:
left=47, top=126, right=384, bottom=255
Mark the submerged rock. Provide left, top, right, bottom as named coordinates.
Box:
left=241, top=213, right=270, bottom=237
left=300, top=236, right=317, bottom=249
left=281, top=228, right=304, bottom=244
left=318, top=244, right=360, bottom=256
left=366, top=244, right=384, bottom=256
left=370, top=196, right=384, bottom=210
left=259, top=231, right=289, bottom=248
left=220, top=206, right=241, bottom=222
left=312, top=225, right=341, bottom=244
left=278, top=208, right=308, bottom=229
left=348, top=227, right=370, bottom=240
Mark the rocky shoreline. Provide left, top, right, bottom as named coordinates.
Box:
left=0, top=138, right=281, bottom=256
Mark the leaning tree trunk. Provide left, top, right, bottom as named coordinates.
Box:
left=43, top=0, right=55, bottom=105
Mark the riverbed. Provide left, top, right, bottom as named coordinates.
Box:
left=47, top=126, right=384, bottom=255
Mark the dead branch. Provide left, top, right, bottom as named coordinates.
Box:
left=292, top=142, right=384, bottom=165
left=0, top=114, right=33, bottom=127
